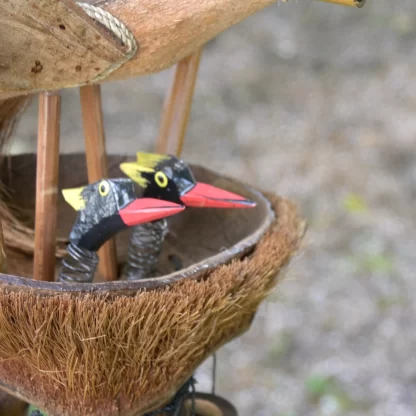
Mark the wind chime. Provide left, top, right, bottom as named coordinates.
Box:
left=0, top=0, right=365, bottom=415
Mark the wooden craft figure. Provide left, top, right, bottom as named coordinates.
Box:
left=120, top=152, right=256, bottom=279
left=0, top=0, right=366, bottom=414
left=59, top=177, right=185, bottom=283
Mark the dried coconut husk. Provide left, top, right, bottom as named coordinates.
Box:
left=0, top=195, right=68, bottom=259
left=0, top=95, right=36, bottom=267
left=0, top=96, right=31, bottom=155
left=0, top=191, right=305, bottom=415
left=0, top=95, right=64, bottom=415
left=0, top=96, right=68, bottom=259
left=0, top=155, right=306, bottom=415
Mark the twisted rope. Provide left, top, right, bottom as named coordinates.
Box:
left=76, top=2, right=138, bottom=82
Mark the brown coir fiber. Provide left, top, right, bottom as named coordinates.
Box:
left=0, top=96, right=31, bottom=154
left=0, top=197, right=68, bottom=259
left=0, top=95, right=68, bottom=259
left=0, top=194, right=306, bottom=416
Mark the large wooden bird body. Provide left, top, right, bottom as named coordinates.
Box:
left=120, top=153, right=256, bottom=280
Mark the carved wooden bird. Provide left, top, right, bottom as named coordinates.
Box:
left=119, top=153, right=256, bottom=280
left=59, top=177, right=184, bottom=283
left=120, top=152, right=256, bottom=209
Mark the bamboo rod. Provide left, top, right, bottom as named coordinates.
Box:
left=80, top=84, right=118, bottom=282
left=33, top=91, right=61, bottom=281
left=0, top=217, right=6, bottom=273
left=156, top=49, right=202, bottom=156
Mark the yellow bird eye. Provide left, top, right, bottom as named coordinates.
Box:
left=98, top=180, right=110, bottom=197
left=155, top=171, right=168, bottom=188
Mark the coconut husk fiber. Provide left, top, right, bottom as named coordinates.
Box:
left=0, top=154, right=306, bottom=415
left=0, top=95, right=69, bottom=261
left=0, top=193, right=304, bottom=416
left=0, top=96, right=31, bottom=151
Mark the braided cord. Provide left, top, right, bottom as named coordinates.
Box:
left=76, top=2, right=138, bottom=82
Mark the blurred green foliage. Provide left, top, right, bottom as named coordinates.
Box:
left=305, top=374, right=354, bottom=411
left=342, top=193, right=368, bottom=214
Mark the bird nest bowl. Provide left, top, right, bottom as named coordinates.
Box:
left=0, top=154, right=305, bottom=416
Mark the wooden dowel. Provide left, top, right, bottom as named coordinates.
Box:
left=33, top=91, right=61, bottom=281
left=80, top=84, right=118, bottom=282
left=0, top=216, right=6, bottom=274
left=156, top=49, right=202, bottom=156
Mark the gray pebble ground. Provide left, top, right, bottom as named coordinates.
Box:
left=11, top=0, right=416, bottom=415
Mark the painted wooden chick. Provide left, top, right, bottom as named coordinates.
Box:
left=120, top=152, right=256, bottom=280
left=59, top=177, right=184, bottom=283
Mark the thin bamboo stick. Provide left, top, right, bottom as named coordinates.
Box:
left=33, top=91, right=61, bottom=281
left=156, top=49, right=202, bottom=156
left=80, top=84, right=118, bottom=281
left=0, top=216, right=6, bottom=273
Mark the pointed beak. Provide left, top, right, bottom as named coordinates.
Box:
left=180, top=182, right=256, bottom=209
left=119, top=198, right=185, bottom=226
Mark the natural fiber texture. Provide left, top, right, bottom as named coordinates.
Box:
left=76, top=2, right=138, bottom=83
left=0, top=97, right=68, bottom=258
left=0, top=96, right=31, bottom=156
left=0, top=95, right=49, bottom=259
left=77, top=3, right=137, bottom=54
left=0, top=197, right=68, bottom=258
left=0, top=193, right=305, bottom=416
left=0, top=96, right=33, bottom=258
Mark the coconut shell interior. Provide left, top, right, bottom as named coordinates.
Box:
left=0, top=154, right=273, bottom=292
left=0, top=154, right=306, bottom=416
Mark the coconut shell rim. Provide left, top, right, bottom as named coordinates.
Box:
left=0, top=190, right=307, bottom=416
left=0, top=166, right=274, bottom=295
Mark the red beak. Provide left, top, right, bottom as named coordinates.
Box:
left=180, top=182, right=256, bottom=209
left=119, top=198, right=185, bottom=226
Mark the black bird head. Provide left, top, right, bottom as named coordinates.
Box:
left=62, top=178, right=184, bottom=252
left=120, top=152, right=256, bottom=209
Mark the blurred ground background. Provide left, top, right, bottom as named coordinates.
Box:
left=9, top=0, right=416, bottom=415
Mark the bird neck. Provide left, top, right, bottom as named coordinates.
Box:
left=76, top=214, right=126, bottom=252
